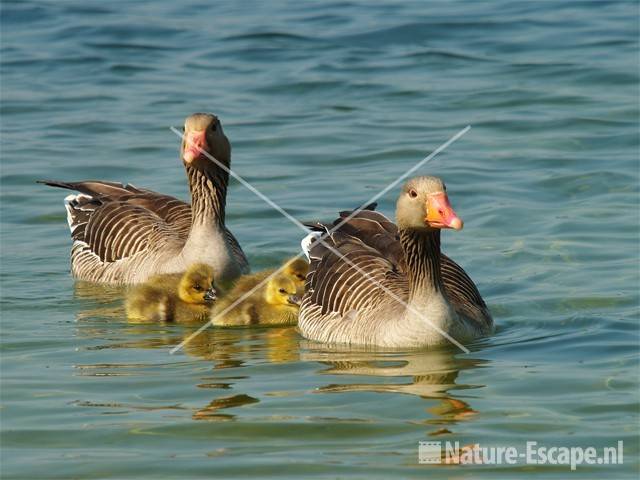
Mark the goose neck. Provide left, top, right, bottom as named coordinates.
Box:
left=186, top=164, right=228, bottom=228
left=399, top=228, right=443, bottom=298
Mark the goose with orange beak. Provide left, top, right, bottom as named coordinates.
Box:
left=299, top=175, right=493, bottom=348
left=39, top=113, right=249, bottom=284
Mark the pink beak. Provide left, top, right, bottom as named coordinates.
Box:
left=425, top=192, right=464, bottom=230
left=183, top=130, right=208, bottom=164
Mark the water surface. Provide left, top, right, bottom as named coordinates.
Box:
left=1, top=0, right=639, bottom=478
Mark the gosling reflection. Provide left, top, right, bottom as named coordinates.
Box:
left=184, top=327, right=299, bottom=420
left=73, top=281, right=127, bottom=321
left=73, top=281, right=188, bottom=350
left=182, top=326, right=300, bottom=366
left=300, top=343, right=487, bottom=429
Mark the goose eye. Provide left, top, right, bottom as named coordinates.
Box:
left=193, top=284, right=202, bottom=291
left=278, top=288, right=287, bottom=294
left=408, top=189, right=418, bottom=198
left=296, top=274, right=305, bottom=281
left=210, top=122, right=217, bottom=132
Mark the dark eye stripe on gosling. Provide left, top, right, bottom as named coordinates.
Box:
left=39, top=113, right=249, bottom=285
left=298, top=176, right=493, bottom=348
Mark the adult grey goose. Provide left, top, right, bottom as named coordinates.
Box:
left=299, top=176, right=493, bottom=348
left=40, top=113, right=249, bottom=284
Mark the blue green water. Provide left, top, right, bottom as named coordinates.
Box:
left=1, top=0, right=639, bottom=478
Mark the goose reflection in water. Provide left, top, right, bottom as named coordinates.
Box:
left=192, top=393, right=260, bottom=422
left=300, top=343, right=487, bottom=430
left=72, top=281, right=127, bottom=321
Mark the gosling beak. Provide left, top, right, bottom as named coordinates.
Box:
left=203, top=287, right=217, bottom=302
left=425, top=192, right=463, bottom=230
left=183, top=130, right=208, bottom=164
left=287, top=295, right=302, bottom=306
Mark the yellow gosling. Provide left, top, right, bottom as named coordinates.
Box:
left=282, top=257, right=309, bottom=295
left=232, top=256, right=309, bottom=296
left=212, top=274, right=300, bottom=326
left=126, top=263, right=217, bottom=323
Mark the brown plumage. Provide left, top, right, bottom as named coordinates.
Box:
left=299, top=176, right=493, bottom=348
left=40, top=113, right=249, bottom=284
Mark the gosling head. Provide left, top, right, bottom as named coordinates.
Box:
left=178, top=263, right=217, bottom=305
left=395, top=176, right=463, bottom=231
left=181, top=113, right=231, bottom=168
left=283, top=257, right=309, bottom=291
left=265, top=274, right=300, bottom=308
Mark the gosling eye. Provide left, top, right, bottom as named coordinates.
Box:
left=278, top=288, right=287, bottom=294
left=210, top=121, right=218, bottom=132
left=193, top=284, right=202, bottom=291
left=296, top=274, right=305, bottom=281
left=408, top=189, right=418, bottom=198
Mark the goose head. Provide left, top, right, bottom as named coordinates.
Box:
left=395, top=176, right=463, bottom=231
left=181, top=113, right=231, bottom=168
left=178, top=263, right=217, bottom=305
left=265, top=274, right=301, bottom=308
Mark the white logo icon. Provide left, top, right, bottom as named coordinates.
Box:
left=419, top=441, right=442, bottom=464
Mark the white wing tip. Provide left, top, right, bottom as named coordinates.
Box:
left=301, top=231, right=322, bottom=261
left=64, top=193, right=92, bottom=232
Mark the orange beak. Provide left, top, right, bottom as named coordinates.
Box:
left=182, top=130, right=208, bottom=164
left=425, top=192, right=463, bottom=230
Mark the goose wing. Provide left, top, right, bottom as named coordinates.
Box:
left=224, top=228, right=250, bottom=274
left=65, top=193, right=182, bottom=268
left=41, top=180, right=249, bottom=271
left=333, top=207, right=405, bottom=267
left=40, top=180, right=192, bottom=237
left=303, top=224, right=409, bottom=318
left=440, top=255, right=492, bottom=329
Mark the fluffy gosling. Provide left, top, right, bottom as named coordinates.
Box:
left=212, top=273, right=300, bottom=326
left=232, top=257, right=309, bottom=296
left=126, top=263, right=217, bottom=323
left=282, top=257, right=308, bottom=295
